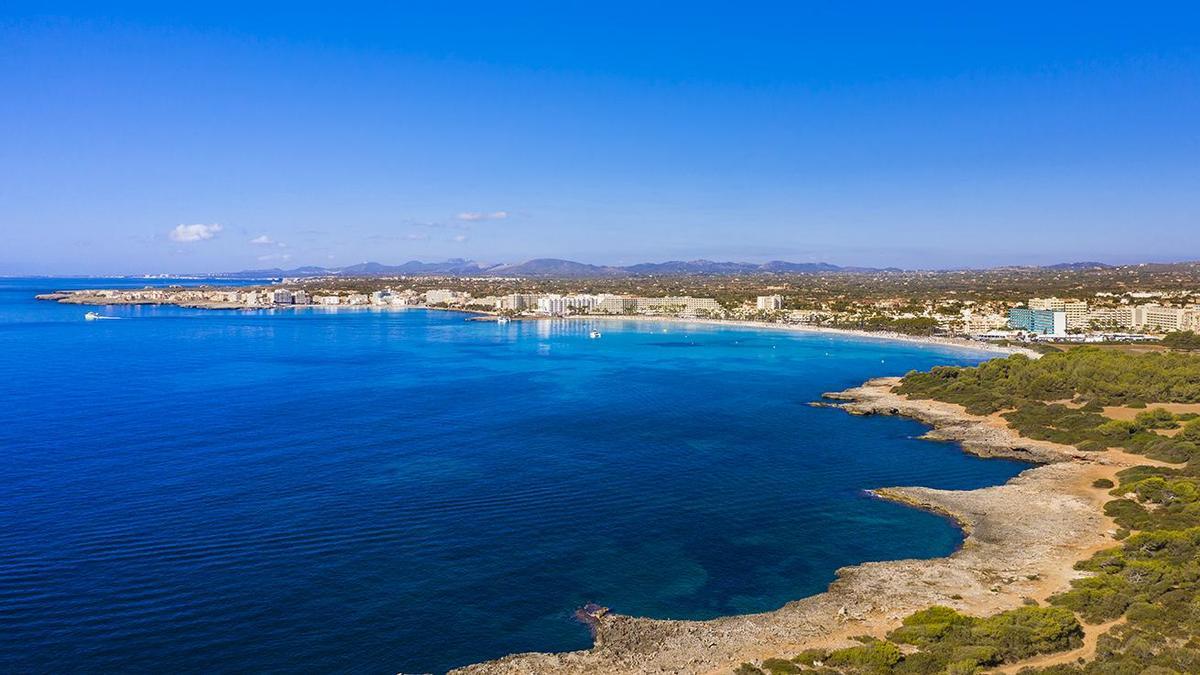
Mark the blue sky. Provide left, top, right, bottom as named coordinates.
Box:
left=1, top=2, right=1198, bottom=274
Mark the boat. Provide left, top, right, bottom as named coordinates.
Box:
left=496, top=316, right=510, bottom=324
left=84, top=312, right=119, bottom=321
left=589, top=330, right=602, bottom=339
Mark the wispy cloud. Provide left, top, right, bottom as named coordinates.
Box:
left=250, top=234, right=274, bottom=245
left=169, top=223, right=223, bottom=243
left=256, top=253, right=292, bottom=263
left=453, top=234, right=469, bottom=243
left=456, top=210, right=508, bottom=222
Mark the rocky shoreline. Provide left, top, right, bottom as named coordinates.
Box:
left=451, top=378, right=1139, bottom=674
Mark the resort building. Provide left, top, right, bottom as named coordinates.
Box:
left=424, top=289, right=459, bottom=305
left=1008, top=307, right=1067, bottom=336
left=536, top=295, right=569, bottom=315
left=634, top=296, right=722, bottom=316
left=960, top=309, right=1010, bottom=333
left=270, top=289, right=294, bottom=304
left=596, top=295, right=637, bottom=314
left=292, top=290, right=310, bottom=305
left=1085, top=306, right=1136, bottom=329
left=499, top=293, right=539, bottom=311
left=756, top=295, right=784, bottom=310
left=1134, top=305, right=1200, bottom=333
left=1028, top=297, right=1089, bottom=329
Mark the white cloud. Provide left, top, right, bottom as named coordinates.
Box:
left=453, top=234, right=469, bottom=243
left=250, top=235, right=273, bottom=245
left=404, top=233, right=430, bottom=241
left=170, top=223, right=223, bottom=242
left=257, top=253, right=292, bottom=262
left=456, top=210, right=508, bottom=222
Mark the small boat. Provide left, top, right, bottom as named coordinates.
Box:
left=84, top=312, right=119, bottom=321
left=589, top=330, right=602, bottom=339
left=496, top=316, right=511, bottom=324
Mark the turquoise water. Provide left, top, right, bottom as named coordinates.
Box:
left=0, top=278, right=1028, bottom=673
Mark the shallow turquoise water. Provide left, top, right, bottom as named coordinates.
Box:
left=0, top=278, right=1027, bottom=673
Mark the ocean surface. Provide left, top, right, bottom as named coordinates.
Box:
left=0, top=278, right=1029, bottom=674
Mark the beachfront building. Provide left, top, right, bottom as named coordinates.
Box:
left=786, top=309, right=834, bottom=325
left=596, top=295, right=637, bottom=314
left=291, top=290, right=310, bottom=305
left=537, top=295, right=569, bottom=315
left=756, top=295, right=784, bottom=310
left=424, top=289, right=460, bottom=305
left=270, top=289, right=294, bottom=304
left=565, top=294, right=599, bottom=312
left=960, top=308, right=1010, bottom=334
left=1028, top=297, right=1089, bottom=329
left=499, top=293, right=539, bottom=311
left=635, top=296, right=722, bottom=316
left=1008, top=307, right=1067, bottom=336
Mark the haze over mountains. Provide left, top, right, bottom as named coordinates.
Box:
left=217, top=258, right=912, bottom=279
left=213, top=258, right=1132, bottom=279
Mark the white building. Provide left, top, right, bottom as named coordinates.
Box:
left=537, top=295, right=569, bottom=315
left=635, top=296, right=722, bottom=316
left=270, top=289, right=293, bottom=305
left=424, top=289, right=458, bottom=305
left=756, top=295, right=784, bottom=311
left=1134, top=305, right=1200, bottom=333
left=1086, top=306, right=1136, bottom=329
left=960, top=309, right=1009, bottom=333
left=499, top=293, right=540, bottom=311
left=596, top=295, right=637, bottom=314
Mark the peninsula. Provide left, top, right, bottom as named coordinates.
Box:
left=455, top=347, right=1200, bottom=674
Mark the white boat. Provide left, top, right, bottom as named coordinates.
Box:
left=84, top=312, right=119, bottom=321
left=496, top=316, right=510, bottom=324
left=589, top=330, right=602, bottom=339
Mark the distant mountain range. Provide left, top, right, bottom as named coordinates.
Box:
left=217, top=258, right=1127, bottom=279
left=218, top=258, right=905, bottom=279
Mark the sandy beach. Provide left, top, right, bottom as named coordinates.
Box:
left=44, top=290, right=1037, bottom=359
left=536, top=314, right=1039, bottom=358
left=451, top=377, right=1155, bottom=674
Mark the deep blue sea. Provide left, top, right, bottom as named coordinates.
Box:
left=0, top=278, right=1028, bottom=674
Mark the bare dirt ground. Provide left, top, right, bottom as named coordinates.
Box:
left=452, top=378, right=1164, bottom=675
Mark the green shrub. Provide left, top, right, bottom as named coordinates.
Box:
left=824, top=641, right=902, bottom=671
left=760, top=657, right=801, bottom=674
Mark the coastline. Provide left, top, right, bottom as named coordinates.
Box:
left=538, top=314, right=1039, bottom=358
left=450, top=377, right=1145, bottom=674
left=41, top=291, right=1036, bottom=358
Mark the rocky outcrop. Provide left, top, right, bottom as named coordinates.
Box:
left=451, top=378, right=1133, bottom=674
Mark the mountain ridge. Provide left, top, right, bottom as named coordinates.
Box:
left=216, top=257, right=907, bottom=279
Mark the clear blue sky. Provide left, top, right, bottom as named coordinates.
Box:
left=2, top=2, right=1198, bottom=274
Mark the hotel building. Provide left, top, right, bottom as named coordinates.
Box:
left=1008, top=307, right=1067, bottom=336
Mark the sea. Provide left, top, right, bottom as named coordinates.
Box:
left=0, top=277, right=1029, bottom=674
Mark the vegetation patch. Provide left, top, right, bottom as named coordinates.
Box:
left=743, top=349, right=1200, bottom=673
